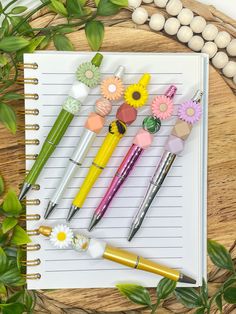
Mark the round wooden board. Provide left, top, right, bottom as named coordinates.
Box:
left=0, top=26, right=236, bottom=313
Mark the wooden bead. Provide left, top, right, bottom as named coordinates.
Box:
left=190, top=16, right=206, bottom=33
left=177, top=8, right=194, bottom=25
left=142, top=0, right=153, bottom=3
left=212, top=52, right=229, bottom=69
left=202, top=24, right=218, bottom=41
left=214, top=31, right=231, bottom=49
left=233, top=75, right=236, bottom=85
left=132, top=7, right=148, bottom=25
left=222, top=61, right=236, bottom=78
left=226, top=39, right=236, bottom=57
left=201, top=42, right=218, bottom=59
left=166, top=0, right=182, bottom=16
left=177, top=26, right=193, bottom=43
left=164, top=18, right=180, bottom=35
left=172, top=119, right=192, bottom=140
left=188, top=36, right=204, bottom=52
left=149, top=13, right=165, bottom=31
left=128, top=0, right=142, bottom=8
left=154, top=0, right=168, bottom=7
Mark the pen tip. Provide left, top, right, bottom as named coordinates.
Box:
left=127, top=227, right=137, bottom=242
left=67, top=205, right=80, bottom=222
left=44, top=201, right=57, bottom=219
left=18, top=183, right=31, bottom=201
left=88, top=215, right=99, bottom=232
left=178, top=273, right=196, bottom=284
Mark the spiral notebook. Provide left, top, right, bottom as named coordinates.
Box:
left=23, top=51, right=208, bottom=289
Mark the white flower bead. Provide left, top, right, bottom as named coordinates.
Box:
left=212, top=52, right=229, bottom=69
left=166, top=0, right=182, bottom=16
left=188, top=36, right=204, bottom=51
left=69, top=81, right=90, bottom=102
left=149, top=13, right=165, bottom=31
left=233, top=75, right=236, bottom=85
left=164, top=17, right=180, bottom=35
left=177, top=8, right=194, bottom=25
left=177, top=26, right=193, bottom=43
left=214, top=31, right=231, bottom=49
left=128, top=0, right=142, bottom=8
left=226, top=39, right=236, bottom=57
left=154, top=0, right=168, bottom=7
left=222, top=61, right=236, bottom=78
left=132, top=7, right=148, bottom=25
left=142, top=0, right=153, bottom=3
left=202, top=24, right=218, bottom=41
left=201, top=42, right=218, bottom=58
left=190, top=16, right=206, bottom=33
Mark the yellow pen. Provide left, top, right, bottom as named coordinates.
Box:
left=67, top=74, right=151, bottom=221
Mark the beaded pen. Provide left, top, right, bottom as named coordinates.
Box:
left=67, top=73, right=151, bottom=221
left=89, top=85, right=177, bottom=231
left=128, top=90, right=203, bottom=241
left=44, top=66, right=125, bottom=219
left=19, top=53, right=103, bottom=201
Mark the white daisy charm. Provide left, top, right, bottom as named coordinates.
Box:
left=50, top=225, right=74, bottom=249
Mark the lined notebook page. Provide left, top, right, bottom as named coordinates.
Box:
left=24, top=52, right=208, bottom=289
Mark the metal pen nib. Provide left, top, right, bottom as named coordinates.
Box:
left=88, top=214, right=101, bottom=231
left=178, top=273, right=196, bottom=284
left=67, top=205, right=80, bottom=222
left=18, top=183, right=31, bottom=201
left=44, top=201, right=57, bottom=219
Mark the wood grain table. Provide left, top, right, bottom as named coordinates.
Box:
left=0, top=24, right=236, bottom=313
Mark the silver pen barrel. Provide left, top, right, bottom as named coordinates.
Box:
left=128, top=151, right=176, bottom=241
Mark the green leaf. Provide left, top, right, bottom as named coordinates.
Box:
left=156, top=278, right=176, bottom=300
left=110, top=0, right=128, bottom=6
left=1, top=92, right=23, bottom=101
left=223, top=287, right=236, bottom=304
left=94, top=0, right=100, bottom=6
left=50, top=0, right=68, bottom=16
left=116, top=284, right=152, bottom=306
left=53, top=34, right=74, bottom=51
left=0, top=175, right=4, bottom=194
left=2, top=189, right=22, bottom=215
left=0, top=3, right=2, bottom=13
left=2, top=217, right=18, bottom=233
left=223, top=276, right=236, bottom=290
left=10, top=6, right=27, bottom=14
left=194, top=308, right=206, bottom=314
left=175, top=288, right=203, bottom=309
left=0, top=103, right=17, bottom=134
left=215, top=293, right=223, bottom=313
left=0, top=36, right=29, bottom=52
left=207, top=239, right=234, bottom=272
left=97, top=0, right=121, bottom=16
left=23, top=290, right=36, bottom=312
left=16, top=36, right=46, bottom=62
left=2, top=18, right=9, bottom=36
left=58, top=27, right=74, bottom=34
left=85, top=20, right=104, bottom=51
left=0, top=282, right=7, bottom=295
left=0, top=303, right=25, bottom=314
left=9, top=16, right=33, bottom=35
left=7, top=291, right=24, bottom=303
left=11, top=225, right=31, bottom=246
left=200, top=278, right=208, bottom=306
left=66, top=0, right=84, bottom=15
left=39, top=34, right=51, bottom=49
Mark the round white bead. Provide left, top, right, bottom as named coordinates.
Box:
left=233, top=75, right=236, bottom=85
left=166, top=0, right=183, bottom=16
left=132, top=7, right=148, bottom=25
left=177, top=26, right=193, bottom=43
left=202, top=24, right=218, bottom=41
left=177, top=8, right=194, bottom=25
left=226, top=39, right=236, bottom=57
left=222, top=61, right=236, bottom=78
left=154, top=0, right=168, bottom=7
left=69, top=81, right=90, bottom=102
left=212, top=52, right=229, bottom=69
left=214, top=31, right=231, bottom=49
left=128, top=0, right=142, bottom=8
left=149, top=13, right=165, bottom=31
left=164, top=17, right=180, bottom=35
left=88, top=239, right=106, bottom=258
left=188, top=36, right=204, bottom=51
left=142, top=0, right=153, bottom=3
left=201, top=42, right=218, bottom=58
left=190, top=16, right=206, bottom=33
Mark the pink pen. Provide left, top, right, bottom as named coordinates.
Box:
left=88, top=85, right=177, bottom=231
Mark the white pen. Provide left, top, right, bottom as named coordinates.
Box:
left=44, top=66, right=125, bottom=219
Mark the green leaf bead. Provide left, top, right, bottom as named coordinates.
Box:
left=142, top=115, right=161, bottom=134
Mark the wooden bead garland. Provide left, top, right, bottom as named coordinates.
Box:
left=166, top=0, right=182, bottom=16
left=177, top=8, right=194, bottom=25
left=202, top=24, right=219, bottom=41
left=164, top=17, right=180, bottom=35
left=227, top=39, right=236, bottom=57
left=222, top=61, right=236, bottom=78
left=190, top=16, right=206, bottom=33
left=212, top=52, right=229, bottom=69
left=149, top=13, right=165, bottom=31
left=214, top=31, right=231, bottom=49
left=201, top=42, right=217, bottom=59
left=177, top=26, right=193, bottom=43
left=188, top=36, right=204, bottom=51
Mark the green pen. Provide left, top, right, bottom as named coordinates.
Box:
left=19, top=53, right=103, bottom=200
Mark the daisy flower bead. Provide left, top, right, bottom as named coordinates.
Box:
left=76, top=62, right=101, bottom=88
left=178, top=100, right=202, bottom=124
left=101, top=76, right=124, bottom=101
left=50, top=225, right=74, bottom=249
left=151, top=95, right=174, bottom=120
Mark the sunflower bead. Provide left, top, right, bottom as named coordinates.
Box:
left=142, top=116, right=161, bottom=134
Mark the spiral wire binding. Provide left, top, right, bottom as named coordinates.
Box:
left=18, top=62, right=42, bottom=280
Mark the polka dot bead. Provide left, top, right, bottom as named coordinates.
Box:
left=149, top=13, right=165, bottom=31
left=177, top=8, right=194, bottom=25
left=190, top=16, right=206, bottom=33
left=188, top=36, right=204, bottom=51
left=154, top=0, right=168, bottom=7
left=227, top=39, right=236, bottom=57
left=132, top=7, right=148, bottom=25
left=177, top=26, right=193, bottom=43
left=214, top=31, right=231, bottom=49
left=166, top=0, right=183, bottom=16
left=202, top=24, right=218, bottom=41
left=128, top=0, right=142, bottom=8
left=222, top=61, right=236, bottom=78
left=201, top=42, right=218, bottom=58
left=164, top=17, right=180, bottom=35
left=212, top=52, right=229, bottom=69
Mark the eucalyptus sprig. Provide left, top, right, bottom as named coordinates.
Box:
left=0, top=0, right=128, bottom=134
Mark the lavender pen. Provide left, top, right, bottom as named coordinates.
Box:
left=88, top=85, right=177, bottom=231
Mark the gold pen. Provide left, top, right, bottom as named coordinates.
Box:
left=38, top=225, right=196, bottom=284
